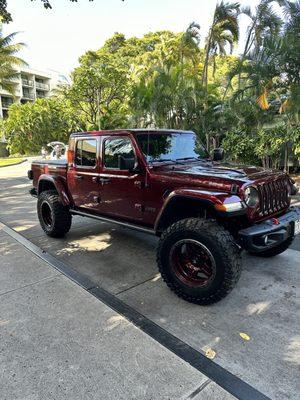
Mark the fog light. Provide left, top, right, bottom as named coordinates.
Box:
left=264, top=236, right=268, bottom=245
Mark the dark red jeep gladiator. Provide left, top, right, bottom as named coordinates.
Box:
left=28, top=129, right=300, bottom=304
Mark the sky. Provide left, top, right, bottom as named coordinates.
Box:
left=4, top=0, right=261, bottom=77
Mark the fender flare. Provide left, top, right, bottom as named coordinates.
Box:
left=154, top=188, right=241, bottom=233
left=37, top=174, right=72, bottom=206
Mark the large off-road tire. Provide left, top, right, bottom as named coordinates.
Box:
left=157, top=218, right=242, bottom=305
left=249, top=237, right=294, bottom=258
left=37, top=190, right=72, bottom=238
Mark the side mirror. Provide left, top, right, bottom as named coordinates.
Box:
left=213, top=148, right=224, bottom=161
left=118, top=155, right=137, bottom=171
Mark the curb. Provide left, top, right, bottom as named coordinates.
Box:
left=0, top=159, right=28, bottom=168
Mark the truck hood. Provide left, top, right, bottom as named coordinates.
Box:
left=151, top=161, right=284, bottom=183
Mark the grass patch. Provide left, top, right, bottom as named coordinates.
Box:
left=0, top=157, right=25, bottom=167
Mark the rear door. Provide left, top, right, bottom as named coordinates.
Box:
left=67, top=137, right=101, bottom=211
left=97, top=135, right=145, bottom=221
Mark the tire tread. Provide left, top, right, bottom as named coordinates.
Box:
left=157, top=218, right=242, bottom=305
left=37, top=190, right=72, bottom=238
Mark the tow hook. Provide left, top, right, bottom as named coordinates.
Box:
left=272, top=218, right=280, bottom=225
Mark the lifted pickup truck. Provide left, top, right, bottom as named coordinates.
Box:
left=28, top=129, right=300, bottom=304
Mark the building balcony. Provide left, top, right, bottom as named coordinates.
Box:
left=35, top=82, right=50, bottom=91
left=22, top=92, right=35, bottom=100
left=22, top=79, right=34, bottom=87
left=3, top=77, right=19, bottom=85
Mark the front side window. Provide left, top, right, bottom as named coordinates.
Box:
left=103, top=137, right=135, bottom=169
left=75, top=139, right=97, bottom=167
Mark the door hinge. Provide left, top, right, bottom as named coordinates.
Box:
left=93, top=196, right=101, bottom=204
left=134, top=181, right=145, bottom=189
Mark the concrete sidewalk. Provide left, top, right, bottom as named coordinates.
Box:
left=0, top=227, right=235, bottom=400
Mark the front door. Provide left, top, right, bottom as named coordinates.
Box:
left=68, top=137, right=101, bottom=211
left=97, top=135, right=144, bottom=222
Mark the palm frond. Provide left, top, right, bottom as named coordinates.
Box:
left=0, top=26, right=27, bottom=95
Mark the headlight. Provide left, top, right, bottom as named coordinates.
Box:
left=244, top=186, right=259, bottom=207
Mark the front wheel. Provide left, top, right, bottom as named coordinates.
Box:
left=157, top=218, right=242, bottom=305
left=37, top=190, right=72, bottom=238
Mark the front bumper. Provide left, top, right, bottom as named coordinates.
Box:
left=238, top=206, right=300, bottom=253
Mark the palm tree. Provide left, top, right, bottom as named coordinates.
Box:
left=0, top=26, right=27, bottom=94
left=180, top=22, right=201, bottom=67
left=238, top=0, right=282, bottom=89
left=202, top=1, right=240, bottom=88
left=227, top=0, right=300, bottom=171
left=276, top=0, right=300, bottom=170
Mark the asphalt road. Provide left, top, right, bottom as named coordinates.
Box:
left=0, top=161, right=299, bottom=400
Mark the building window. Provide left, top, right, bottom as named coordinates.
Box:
left=1, top=96, right=13, bottom=109
left=36, top=90, right=45, bottom=98
left=2, top=110, right=9, bottom=119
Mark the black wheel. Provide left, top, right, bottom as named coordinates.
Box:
left=157, top=218, right=242, bottom=305
left=249, top=237, right=294, bottom=257
left=37, top=190, right=72, bottom=238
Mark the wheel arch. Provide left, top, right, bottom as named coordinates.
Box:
left=38, top=174, right=71, bottom=206
left=155, top=193, right=218, bottom=234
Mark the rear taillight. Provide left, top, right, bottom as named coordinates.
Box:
left=27, top=170, right=33, bottom=180
left=67, top=149, right=74, bottom=164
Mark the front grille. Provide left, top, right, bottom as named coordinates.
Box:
left=257, top=177, right=290, bottom=217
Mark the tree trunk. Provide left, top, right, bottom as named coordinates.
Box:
left=202, top=33, right=212, bottom=89
left=284, top=142, right=288, bottom=173
left=238, top=18, right=257, bottom=90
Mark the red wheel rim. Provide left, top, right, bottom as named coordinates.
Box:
left=170, top=239, right=216, bottom=288
left=41, top=202, right=53, bottom=227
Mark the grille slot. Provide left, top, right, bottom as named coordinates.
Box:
left=257, top=177, right=289, bottom=217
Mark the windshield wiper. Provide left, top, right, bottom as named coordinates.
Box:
left=150, top=158, right=176, bottom=163
left=176, top=157, right=211, bottom=162
left=150, top=158, right=187, bottom=165
left=176, top=157, right=198, bottom=161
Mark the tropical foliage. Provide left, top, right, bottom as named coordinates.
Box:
left=2, top=0, right=300, bottom=170
left=0, top=25, right=26, bottom=94
left=4, top=98, right=83, bottom=154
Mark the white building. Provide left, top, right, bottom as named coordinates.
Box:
left=0, top=66, right=69, bottom=118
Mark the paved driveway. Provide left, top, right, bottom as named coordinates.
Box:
left=0, top=161, right=299, bottom=400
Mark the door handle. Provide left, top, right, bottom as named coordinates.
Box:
left=75, top=174, right=83, bottom=180
left=100, top=177, right=110, bottom=185
left=92, top=176, right=99, bottom=183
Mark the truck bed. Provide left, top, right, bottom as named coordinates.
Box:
left=32, top=159, right=67, bottom=166
left=31, top=159, right=68, bottom=189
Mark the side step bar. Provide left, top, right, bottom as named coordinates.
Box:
left=71, top=209, right=156, bottom=236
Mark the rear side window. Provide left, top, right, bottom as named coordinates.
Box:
left=103, top=137, right=135, bottom=169
left=75, top=139, right=97, bottom=167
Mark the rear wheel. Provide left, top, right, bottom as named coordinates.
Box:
left=157, top=218, right=242, bottom=305
left=248, top=237, right=294, bottom=257
left=37, top=190, right=72, bottom=238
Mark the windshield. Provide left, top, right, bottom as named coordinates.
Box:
left=136, top=132, right=208, bottom=163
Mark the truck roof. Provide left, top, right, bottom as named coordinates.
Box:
left=70, top=129, right=194, bottom=137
